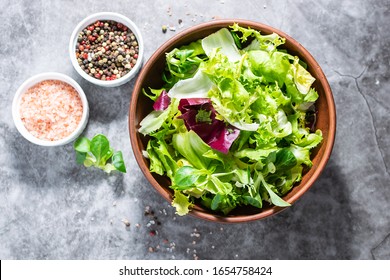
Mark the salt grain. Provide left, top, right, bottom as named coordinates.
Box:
left=19, top=80, right=83, bottom=141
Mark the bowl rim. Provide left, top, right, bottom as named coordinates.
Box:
left=69, top=12, right=144, bottom=87
left=12, top=72, right=89, bottom=147
left=129, top=19, right=336, bottom=223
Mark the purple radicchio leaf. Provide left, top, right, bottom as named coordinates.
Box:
left=178, top=98, right=240, bottom=154
left=153, top=90, right=171, bottom=111
left=208, top=125, right=240, bottom=154
left=305, top=104, right=317, bottom=132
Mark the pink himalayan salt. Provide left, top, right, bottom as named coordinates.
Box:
left=19, top=80, right=83, bottom=141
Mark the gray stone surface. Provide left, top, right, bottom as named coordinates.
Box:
left=0, top=0, right=389, bottom=260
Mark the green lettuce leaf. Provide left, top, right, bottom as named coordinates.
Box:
left=230, top=23, right=285, bottom=52
left=201, top=28, right=241, bottom=62
left=293, top=58, right=316, bottom=95
left=202, top=50, right=259, bottom=131
left=139, top=99, right=179, bottom=136
left=139, top=110, right=170, bottom=136
left=247, top=50, right=290, bottom=86
left=167, top=69, right=215, bottom=99
left=172, top=190, right=193, bottom=216
left=172, top=130, right=212, bottom=170
left=163, top=40, right=206, bottom=88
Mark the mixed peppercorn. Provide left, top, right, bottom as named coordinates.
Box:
left=75, top=20, right=139, bottom=81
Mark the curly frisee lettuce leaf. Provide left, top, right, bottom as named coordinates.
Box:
left=139, top=24, right=322, bottom=216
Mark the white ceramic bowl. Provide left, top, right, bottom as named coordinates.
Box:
left=69, top=12, right=144, bottom=87
left=12, top=72, right=89, bottom=146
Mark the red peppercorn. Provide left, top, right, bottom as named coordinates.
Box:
left=87, top=25, right=94, bottom=31
left=133, top=54, right=138, bottom=59
left=83, top=53, right=88, bottom=59
left=117, top=23, right=123, bottom=29
left=94, top=21, right=100, bottom=27
left=79, top=45, right=85, bottom=51
left=100, top=22, right=104, bottom=27
left=94, top=73, right=101, bottom=79
left=85, top=45, right=90, bottom=49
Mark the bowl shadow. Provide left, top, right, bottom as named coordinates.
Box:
left=163, top=156, right=355, bottom=260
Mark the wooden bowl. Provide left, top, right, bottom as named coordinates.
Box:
left=129, top=19, right=336, bottom=223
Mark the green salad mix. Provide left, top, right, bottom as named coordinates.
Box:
left=139, top=24, right=322, bottom=215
